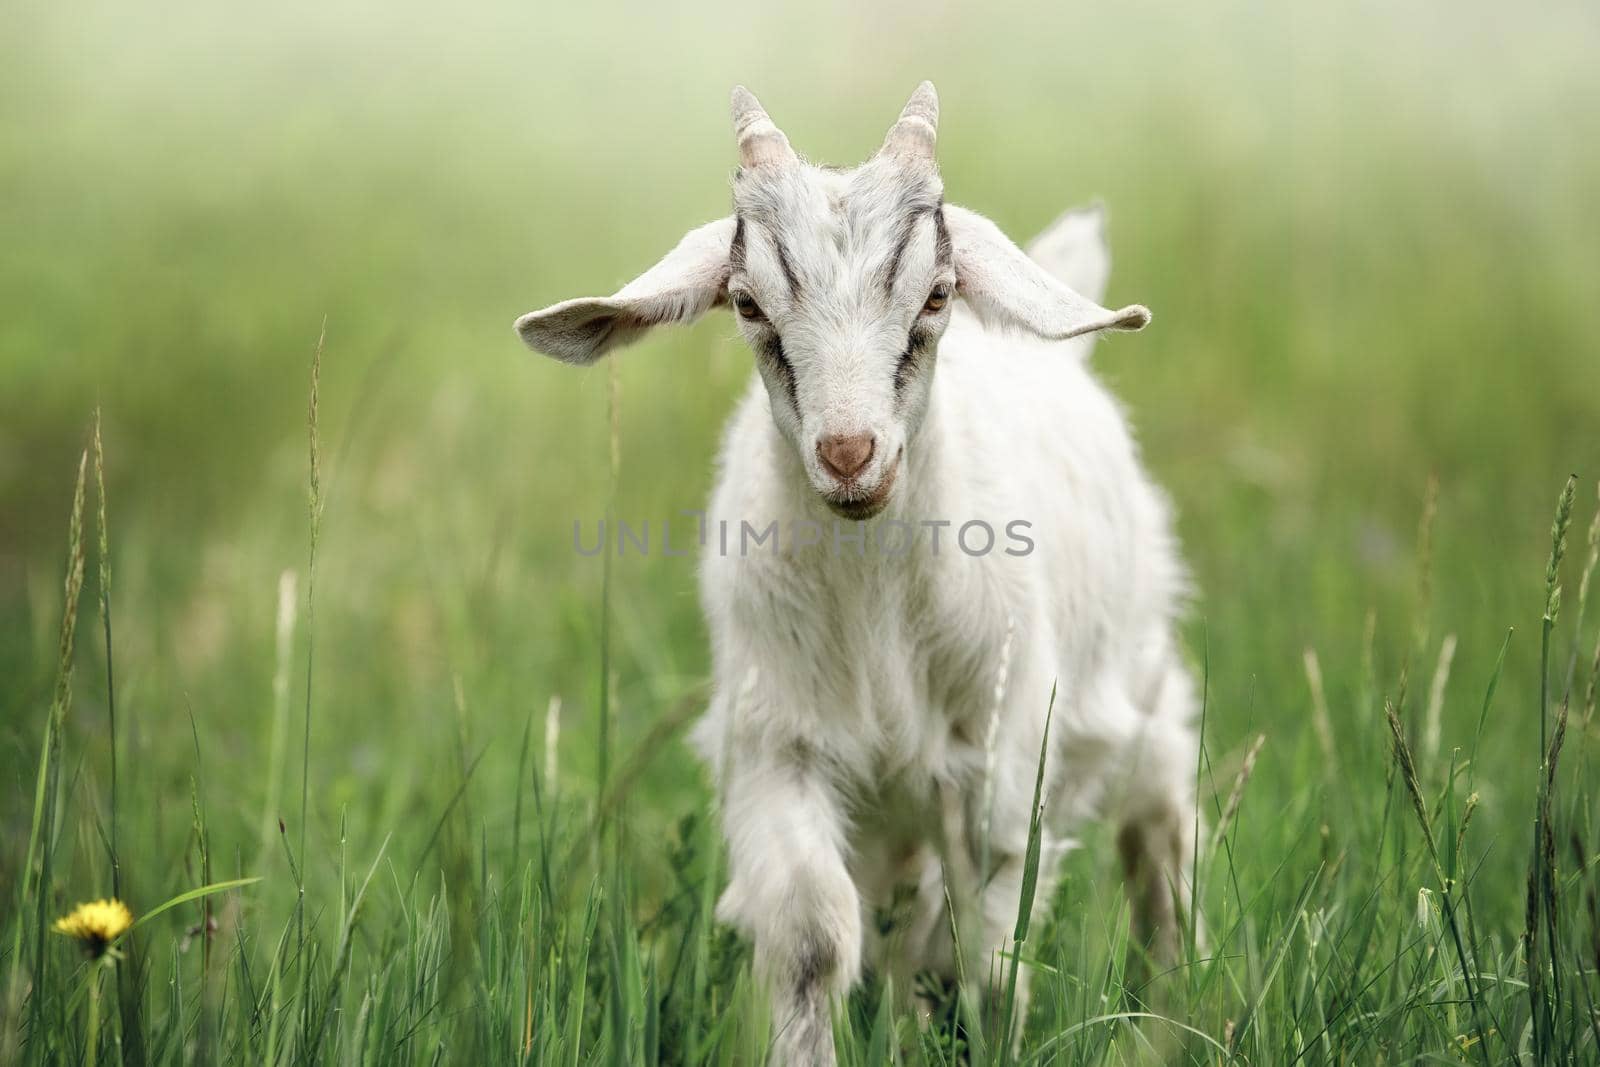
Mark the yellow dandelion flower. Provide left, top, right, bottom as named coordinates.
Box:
left=53, top=899, right=133, bottom=959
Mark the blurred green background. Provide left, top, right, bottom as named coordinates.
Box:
left=3, top=0, right=1599, bottom=944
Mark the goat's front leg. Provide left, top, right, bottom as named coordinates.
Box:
left=717, top=747, right=861, bottom=1066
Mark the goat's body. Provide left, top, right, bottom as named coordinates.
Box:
left=693, top=275, right=1198, bottom=1056
left=514, top=80, right=1192, bottom=1064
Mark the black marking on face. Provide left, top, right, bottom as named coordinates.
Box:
left=772, top=234, right=802, bottom=297
left=894, top=324, right=934, bottom=395
left=735, top=210, right=801, bottom=299
left=761, top=333, right=800, bottom=410
left=883, top=206, right=935, bottom=296
left=729, top=215, right=747, bottom=274
left=933, top=205, right=952, bottom=269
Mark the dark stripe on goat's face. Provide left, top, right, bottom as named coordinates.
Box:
left=933, top=205, right=952, bottom=270
left=894, top=324, right=934, bottom=395
left=772, top=234, right=802, bottom=298
left=882, top=206, right=935, bottom=296
left=729, top=215, right=747, bottom=274
left=761, top=333, right=799, bottom=410
left=736, top=213, right=801, bottom=299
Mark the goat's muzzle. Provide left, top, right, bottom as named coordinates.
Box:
left=817, top=433, right=876, bottom=481
left=822, top=447, right=901, bottom=521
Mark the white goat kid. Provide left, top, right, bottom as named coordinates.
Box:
left=516, top=83, right=1200, bottom=1065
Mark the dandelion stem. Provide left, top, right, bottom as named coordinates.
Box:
left=87, top=964, right=101, bottom=1067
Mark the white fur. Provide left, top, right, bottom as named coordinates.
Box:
left=516, top=85, right=1199, bottom=1065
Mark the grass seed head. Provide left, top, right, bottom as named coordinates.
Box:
left=1545, top=475, right=1576, bottom=622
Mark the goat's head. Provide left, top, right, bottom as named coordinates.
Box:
left=515, top=83, right=1149, bottom=519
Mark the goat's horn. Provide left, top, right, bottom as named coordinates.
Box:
left=731, top=85, right=797, bottom=169
left=878, top=81, right=938, bottom=163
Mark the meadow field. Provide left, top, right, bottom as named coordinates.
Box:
left=3, top=0, right=1600, bottom=1062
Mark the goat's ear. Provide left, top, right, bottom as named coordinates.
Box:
left=1024, top=202, right=1111, bottom=305
left=944, top=204, right=1149, bottom=341
left=515, top=217, right=735, bottom=364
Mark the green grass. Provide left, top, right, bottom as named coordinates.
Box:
left=4, top=0, right=1600, bottom=1062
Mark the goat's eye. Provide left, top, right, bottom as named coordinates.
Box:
left=733, top=292, right=765, bottom=321
left=922, top=284, right=951, bottom=315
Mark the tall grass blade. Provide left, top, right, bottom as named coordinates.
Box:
left=25, top=449, right=87, bottom=1065
left=997, top=682, right=1053, bottom=1065
left=598, top=357, right=620, bottom=833
left=259, top=570, right=298, bottom=867
left=1384, top=703, right=1493, bottom=1067
left=297, top=322, right=326, bottom=1041
left=91, top=412, right=117, bottom=895
left=1528, top=475, right=1576, bottom=1060
left=90, top=412, right=147, bottom=1065
left=304, top=837, right=389, bottom=1064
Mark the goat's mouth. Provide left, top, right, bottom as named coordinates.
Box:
left=821, top=450, right=902, bottom=521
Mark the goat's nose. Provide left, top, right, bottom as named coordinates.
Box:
left=817, top=433, right=876, bottom=481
